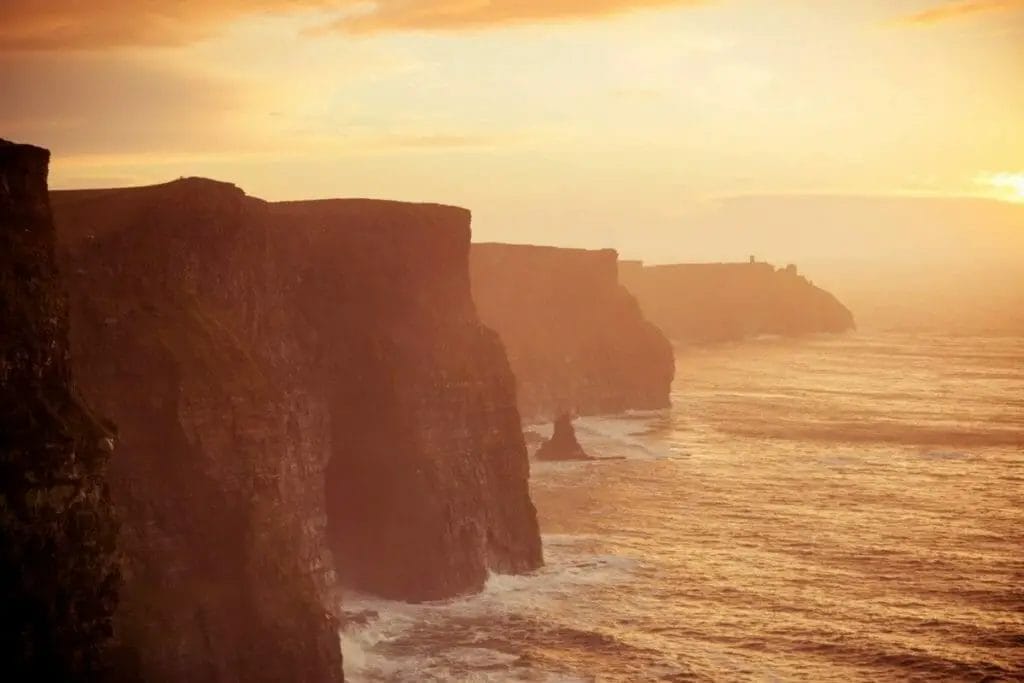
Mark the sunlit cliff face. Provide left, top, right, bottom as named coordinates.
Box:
left=1, top=1, right=1022, bottom=271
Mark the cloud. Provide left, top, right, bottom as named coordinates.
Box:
left=0, top=1, right=333, bottom=51
left=317, top=0, right=711, bottom=34
left=0, top=0, right=711, bottom=50
left=0, top=53, right=265, bottom=153
left=890, top=0, right=1024, bottom=26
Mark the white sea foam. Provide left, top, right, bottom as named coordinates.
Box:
left=340, top=534, right=638, bottom=682
left=573, top=413, right=676, bottom=459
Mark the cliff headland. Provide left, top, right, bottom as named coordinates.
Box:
left=619, top=259, right=855, bottom=344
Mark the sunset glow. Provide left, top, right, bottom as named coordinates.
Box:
left=2, top=1, right=1022, bottom=263
left=982, top=171, right=1024, bottom=202
left=4, top=4, right=1024, bottom=681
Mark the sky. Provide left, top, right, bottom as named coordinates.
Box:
left=2, top=0, right=1023, bottom=270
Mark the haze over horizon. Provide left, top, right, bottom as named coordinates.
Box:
left=2, top=0, right=1022, bottom=272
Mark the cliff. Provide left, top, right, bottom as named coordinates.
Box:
left=619, top=260, right=855, bottom=344
left=54, top=179, right=345, bottom=682
left=470, top=244, right=674, bottom=422
left=263, top=200, right=541, bottom=601
left=0, top=141, right=119, bottom=680
left=52, top=178, right=541, bottom=680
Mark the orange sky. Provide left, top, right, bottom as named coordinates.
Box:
left=1, top=0, right=1022, bottom=266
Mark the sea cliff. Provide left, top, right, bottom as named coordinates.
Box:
left=52, top=179, right=541, bottom=681
left=1, top=140, right=119, bottom=680
left=619, top=260, right=855, bottom=344
left=470, top=243, right=674, bottom=422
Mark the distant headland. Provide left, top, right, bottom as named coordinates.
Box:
left=619, top=257, right=855, bottom=344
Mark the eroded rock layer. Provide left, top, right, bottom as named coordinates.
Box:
left=0, top=140, right=119, bottom=680
left=619, top=260, right=855, bottom=344
left=52, top=178, right=541, bottom=679
left=470, top=243, right=674, bottom=423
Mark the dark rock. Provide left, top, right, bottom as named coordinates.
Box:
left=54, top=178, right=344, bottom=683
left=619, top=260, right=855, bottom=344
left=0, top=139, right=119, bottom=680
left=471, top=243, right=674, bottom=422
left=268, top=200, right=542, bottom=602
left=535, top=415, right=591, bottom=461
left=51, top=177, right=542, bottom=679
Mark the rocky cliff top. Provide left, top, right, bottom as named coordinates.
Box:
left=53, top=179, right=470, bottom=248
left=1, top=140, right=51, bottom=221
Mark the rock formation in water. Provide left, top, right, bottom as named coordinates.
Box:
left=470, top=244, right=674, bottom=423
left=619, top=260, right=855, bottom=344
left=52, top=178, right=541, bottom=680
left=0, top=140, right=119, bottom=680
left=534, top=415, right=591, bottom=461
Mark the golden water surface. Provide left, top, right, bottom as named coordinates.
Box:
left=345, top=333, right=1024, bottom=681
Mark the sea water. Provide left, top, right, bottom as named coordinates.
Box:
left=341, top=333, right=1024, bottom=681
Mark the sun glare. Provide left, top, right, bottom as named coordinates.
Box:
left=982, top=172, right=1024, bottom=203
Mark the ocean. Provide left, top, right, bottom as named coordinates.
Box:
left=341, top=333, right=1024, bottom=681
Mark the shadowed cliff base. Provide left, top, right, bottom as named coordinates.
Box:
left=1, top=140, right=119, bottom=680
left=619, top=259, right=855, bottom=344
left=470, top=243, right=674, bottom=423
left=51, top=177, right=541, bottom=679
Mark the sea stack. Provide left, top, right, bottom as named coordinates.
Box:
left=535, top=415, right=592, bottom=461
left=0, top=140, right=119, bottom=680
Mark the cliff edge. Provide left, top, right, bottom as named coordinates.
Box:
left=0, top=140, right=119, bottom=680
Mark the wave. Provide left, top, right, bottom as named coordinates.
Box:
left=712, top=419, right=1024, bottom=448
left=340, top=535, right=639, bottom=682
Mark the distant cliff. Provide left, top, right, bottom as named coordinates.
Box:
left=53, top=180, right=541, bottom=680
left=1, top=141, right=119, bottom=679
left=470, top=244, right=674, bottom=422
left=619, top=260, right=855, bottom=344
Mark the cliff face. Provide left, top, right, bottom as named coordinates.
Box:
left=54, top=180, right=344, bottom=683
left=619, top=261, right=855, bottom=344
left=0, top=141, right=119, bottom=680
left=52, top=179, right=541, bottom=679
left=470, top=244, right=674, bottom=423
left=264, top=200, right=541, bottom=601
